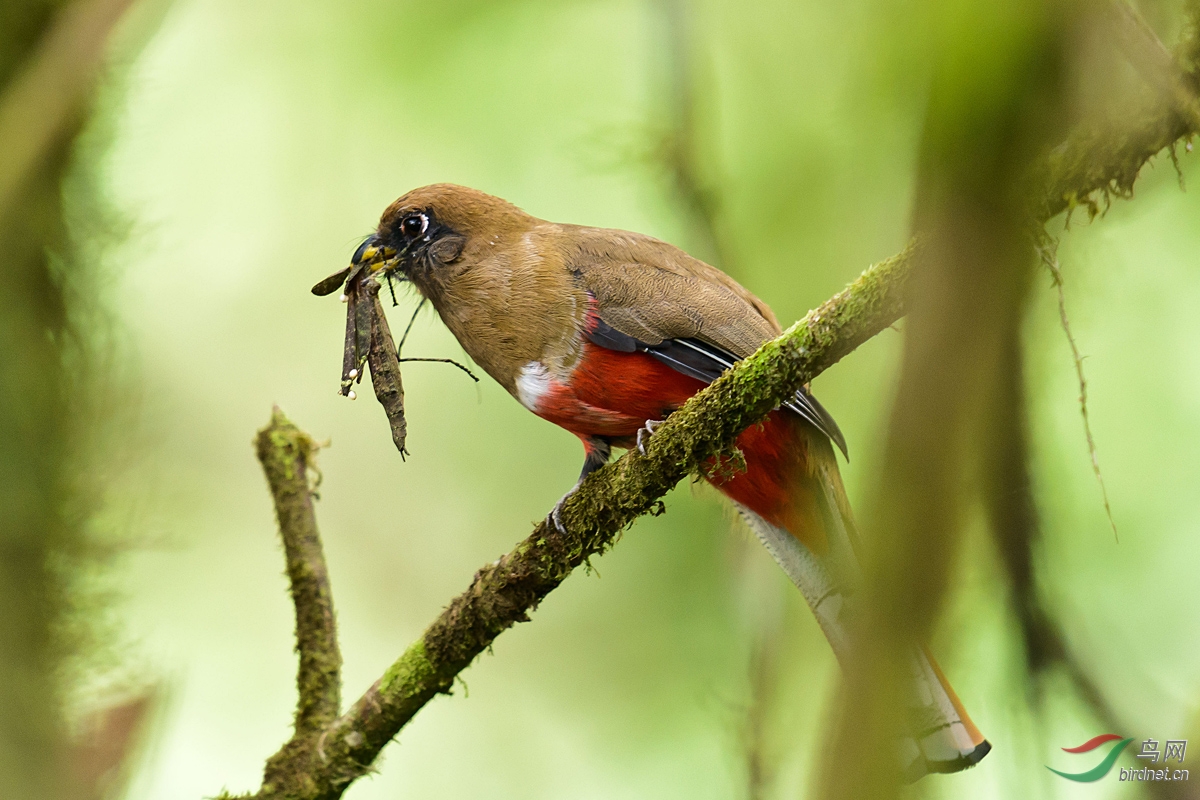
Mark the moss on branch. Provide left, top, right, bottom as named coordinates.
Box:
left=253, top=409, right=342, bottom=791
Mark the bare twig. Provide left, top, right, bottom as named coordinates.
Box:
left=1039, top=239, right=1119, bottom=542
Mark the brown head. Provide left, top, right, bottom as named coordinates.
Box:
left=353, top=183, right=539, bottom=300
left=342, top=184, right=587, bottom=392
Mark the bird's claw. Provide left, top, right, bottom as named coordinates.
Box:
left=636, top=419, right=664, bottom=456
left=547, top=490, right=573, bottom=534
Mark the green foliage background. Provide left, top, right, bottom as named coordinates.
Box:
left=85, top=0, right=1200, bottom=797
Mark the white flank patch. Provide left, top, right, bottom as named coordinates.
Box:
left=515, top=361, right=554, bottom=412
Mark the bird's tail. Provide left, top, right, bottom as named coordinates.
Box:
left=715, top=413, right=990, bottom=780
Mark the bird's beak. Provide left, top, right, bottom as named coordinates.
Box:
left=311, top=236, right=401, bottom=296
left=351, top=235, right=398, bottom=273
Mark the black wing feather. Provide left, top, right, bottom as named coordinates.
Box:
left=586, top=319, right=849, bottom=459
left=784, top=390, right=848, bottom=460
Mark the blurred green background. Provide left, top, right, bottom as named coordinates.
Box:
left=66, top=0, right=1200, bottom=797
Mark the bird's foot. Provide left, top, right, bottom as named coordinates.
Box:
left=547, top=485, right=578, bottom=534
left=636, top=419, right=664, bottom=455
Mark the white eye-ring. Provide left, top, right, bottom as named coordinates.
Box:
left=401, top=212, right=428, bottom=238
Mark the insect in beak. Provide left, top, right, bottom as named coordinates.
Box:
left=311, top=265, right=353, bottom=296
left=353, top=237, right=399, bottom=273
left=310, top=238, right=402, bottom=297
left=310, top=236, right=468, bottom=459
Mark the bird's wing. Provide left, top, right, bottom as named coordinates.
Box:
left=564, top=227, right=848, bottom=458
left=564, top=226, right=780, bottom=352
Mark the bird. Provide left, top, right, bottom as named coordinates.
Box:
left=339, top=183, right=990, bottom=780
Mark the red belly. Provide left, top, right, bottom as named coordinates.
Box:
left=534, top=342, right=813, bottom=537
left=531, top=343, right=702, bottom=438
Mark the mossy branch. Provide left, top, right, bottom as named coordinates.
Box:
left=231, top=29, right=1199, bottom=797
left=230, top=247, right=912, bottom=800
left=254, top=410, right=341, bottom=740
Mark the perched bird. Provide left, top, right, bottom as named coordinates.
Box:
left=346, top=183, right=989, bottom=779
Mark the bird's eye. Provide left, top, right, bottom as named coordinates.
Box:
left=401, top=213, right=428, bottom=238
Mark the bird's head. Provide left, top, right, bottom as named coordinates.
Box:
left=313, top=184, right=537, bottom=301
